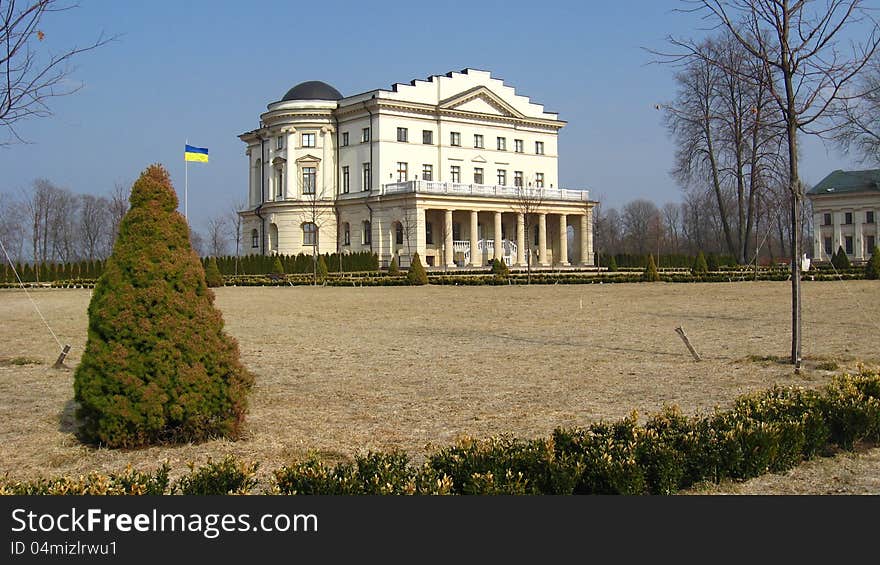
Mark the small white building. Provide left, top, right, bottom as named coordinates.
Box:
left=808, top=169, right=880, bottom=262
left=238, top=69, right=596, bottom=268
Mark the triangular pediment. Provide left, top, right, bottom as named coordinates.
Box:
left=439, top=86, right=525, bottom=119
left=295, top=154, right=321, bottom=163
left=471, top=155, right=487, bottom=163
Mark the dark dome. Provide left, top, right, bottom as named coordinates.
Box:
left=281, top=81, right=343, bottom=101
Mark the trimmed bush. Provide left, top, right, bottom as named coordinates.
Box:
left=831, top=246, right=851, bottom=270
left=865, top=246, right=880, bottom=280
left=606, top=255, right=618, bottom=272
left=388, top=254, right=400, bottom=275
left=706, top=252, right=720, bottom=272
left=73, top=164, right=255, bottom=448
left=643, top=254, right=660, bottom=282
left=174, top=455, right=259, bottom=495
left=406, top=252, right=428, bottom=285
left=205, top=257, right=224, bottom=288
left=491, top=258, right=510, bottom=279
left=316, top=255, right=329, bottom=282
left=272, top=256, right=284, bottom=274
left=692, top=251, right=709, bottom=275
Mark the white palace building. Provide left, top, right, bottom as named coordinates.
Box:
left=239, top=69, right=596, bottom=269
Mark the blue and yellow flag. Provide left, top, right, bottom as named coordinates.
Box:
left=184, top=144, right=209, bottom=163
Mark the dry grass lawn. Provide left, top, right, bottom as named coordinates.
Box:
left=1, top=280, right=878, bottom=493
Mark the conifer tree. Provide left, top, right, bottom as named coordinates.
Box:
left=706, top=252, right=719, bottom=272
left=832, top=246, right=851, bottom=270
left=643, top=254, right=660, bottom=282
left=73, top=164, right=254, bottom=448
left=272, top=256, right=284, bottom=274
left=692, top=251, right=709, bottom=275
left=866, top=246, right=880, bottom=280
left=606, top=255, right=618, bottom=272
left=406, top=252, right=428, bottom=285
left=316, top=255, right=329, bottom=282
left=205, top=257, right=224, bottom=288
left=388, top=254, right=400, bottom=275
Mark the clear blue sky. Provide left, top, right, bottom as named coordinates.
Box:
left=0, top=0, right=863, bottom=235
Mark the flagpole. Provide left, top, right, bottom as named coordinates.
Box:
left=184, top=138, right=188, bottom=221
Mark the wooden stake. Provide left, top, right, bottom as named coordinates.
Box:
left=52, top=344, right=71, bottom=369
left=674, top=327, right=702, bottom=362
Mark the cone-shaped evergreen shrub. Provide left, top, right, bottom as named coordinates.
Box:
left=831, top=246, right=851, bottom=270
left=205, top=257, right=224, bottom=288
left=643, top=254, right=660, bottom=282
left=316, top=255, right=329, bottom=281
left=388, top=254, right=400, bottom=275
left=866, top=246, right=880, bottom=280
left=406, top=252, right=428, bottom=285
left=692, top=251, right=708, bottom=275
left=491, top=258, right=510, bottom=278
left=606, top=255, right=618, bottom=272
left=73, top=164, right=255, bottom=448
left=706, top=252, right=719, bottom=272
left=272, top=256, right=284, bottom=274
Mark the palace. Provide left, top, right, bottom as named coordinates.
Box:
left=238, top=68, right=596, bottom=268
left=808, top=169, right=879, bottom=262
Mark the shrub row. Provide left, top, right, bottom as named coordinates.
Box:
left=207, top=252, right=379, bottom=276
left=3, top=370, right=878, bottom=495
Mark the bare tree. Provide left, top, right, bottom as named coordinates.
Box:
left=662, top=202, right=682, bottom=253
left=228, top=200, right=245, bottom=275
left=189, top=227, right=205, bottom=258
left=676, top=0, right=880, bottom=369
left=78, top=193, right=108, bottom=261
left=1, top=1, right=113, bottom=144
left=106, top=180, right=129, bottom=252
left=511, top=179, right=545, bottom=283
left=834, top=60, right=880, bottom=164
left=621, top=198, right=660, bottom=255
left=205, top=215, right=228, bottom=258
left=23, top=178, right=58, bottom=271
left=0, top=192, right=24, bottom=263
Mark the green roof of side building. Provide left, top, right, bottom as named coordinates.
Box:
left=807, top=169, right=880, bottom=196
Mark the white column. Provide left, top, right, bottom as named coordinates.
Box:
left=516, top=213, right=526, bottom=266
left=493, top=211, right=502, bottom=262
left=444, top=209, right=455, bottom=268
left=538, top=213, right=548, bottom=266
left=558, top=214, right=569, bottom=266
left=813, top=212, right=823, bottom=260
left=285, top=128, right=296, bottom=199
left=580, top=214, right=590, bottom=266
left=854, top=212, right=864, bottom=260
left=416, top=208, right=427, bottom=260
left=470, top=210, right=481, bottom=267
left=834, top=211, right=842, bottom=254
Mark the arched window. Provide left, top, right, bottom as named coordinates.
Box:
left=269, top=223, right=279, bottom=252
left=251, top=229, right=259, bottom=249
left=342, top=223, right=351, bottom=246
left=303, top=222, right=317, bottom=246
left=395, top=222, right=404, bottom=245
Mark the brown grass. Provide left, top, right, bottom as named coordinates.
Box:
left=1, top=281, right=878, bottom=493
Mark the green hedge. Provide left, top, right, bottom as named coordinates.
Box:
left=3, top=370, right=878, bottom=495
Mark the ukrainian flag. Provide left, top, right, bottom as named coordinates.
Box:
left=184, top=144, right=209, bottom=163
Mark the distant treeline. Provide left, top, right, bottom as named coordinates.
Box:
left=596, top=253, right=738, bottom=269
left=0, top=252, right=381, bottom=283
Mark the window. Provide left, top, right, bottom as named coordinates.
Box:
left=361, top=128, right=370, bottom=143
left=450, top=132, right=461, bottom=146
left=343, top=223, right=350, bottom=246
left=397, top=162, right=408, bottom=182
left=535, top=141, right=544, bottom=155
left=362, top=163, right=371, bottom=191
left=514, top=171, right=523, bottom=187
left=342, top=166, right=350, bottom=194
left=303, top=222, right=317, bottom=246
left=535, top=172, right=544, bottom=188
left=533, top=225, right=539, bottom=246
left=823, top=213, right=832, bottom=226
left=474, top=134, right=484, bottom=148
left=845, top=235, right=853, bottom=255
left=251, top=229, right=259, bottom=248
left=395, top=223, right=404, bottom=245
left=422, top=164, right=433, bottom=181
left=276, top=135, right=284, bottom=150
left=426, top=222, right=433, bottom=245
left=867, top=235, right=876, bottom=254
left=452, top=222, right=461, bottom=241
left=497, top=137, right=506, bottom=151
left=497, top=169, right=507, bottom=185
left=474, top=167, right=484, bottom=184
left=275, top=168, right=284, bottom=198
left=302, top=167, right=316, bottom=194
left=342, top=132, right=349, bottom=146
left=514, top=139, right=523, bottom=153
left=302, top=133, right=316, bottom=148
left=451, top=165, right=461, bottom=183
left=844, top=212, right=853, bottom=225
left=397, top=127, right=408, bottom=142
left=867, top=211, right=875, bottom=224
left=824, top=237, right=833, bottom=256
left=423, top=130, right=433, bottom=144
left=363, top=221, right=372, bottom=244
